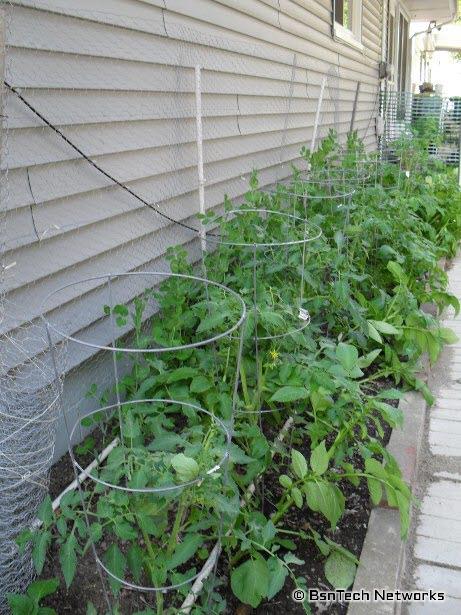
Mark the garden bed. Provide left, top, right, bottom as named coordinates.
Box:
left=224, top=419, right=393, bottom=615
left=42, top=387, right=393, bottom=614
left=10, top=130, right=461, bottom=615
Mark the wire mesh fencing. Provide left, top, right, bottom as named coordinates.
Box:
left=380, top=89, right=461, bottom=166
left=41, top=271, right=246, bottom=613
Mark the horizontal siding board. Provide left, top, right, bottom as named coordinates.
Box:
left=7, top=50, right=319, bottom=97
left=6, top=7, right=380, bottom=100
left=9, top=0, right=167, bottom=32
left=5, top=110, right=375, bottom=212
left=4, top=116, right=236, bottom=169
left=5, top=116, right=239, bottom=169
left=8, top=5, right=314, bottom=74
left=10, top=103, right=356, bottom=170
left=164, top=0, right=342, bottom=64
left=5, top=84, right=377, bottom=129
left=8, top=7, right=298, bottom=77
left=213, top=0, right=280, bottom=27
left=281, top=0, right=331, bottom=24
left=9, top=1, right=381, bottom=73
left=4, top=89, right=239, bottom=129
left=2, top=125, right=308, bottom=211
left=363, top=0, right=382, bottom=25
left=5, top=113, right=374, bottom=255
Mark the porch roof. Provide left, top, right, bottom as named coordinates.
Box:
left=434, top=24, right=461, bottom=51
left=406, top=0, right=458, bottom=22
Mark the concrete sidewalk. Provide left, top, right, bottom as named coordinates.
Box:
left=401, top=257, right=461, bottom=614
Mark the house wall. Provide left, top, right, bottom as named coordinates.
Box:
left=1, top=0, right=383, bottom=459
left=382, top=0, right=413, bottom=91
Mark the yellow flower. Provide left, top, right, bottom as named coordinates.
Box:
left=269, top=348, right=279, bottom=362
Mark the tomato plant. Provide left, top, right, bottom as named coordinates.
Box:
left=14, top=130, right=461, bottom=614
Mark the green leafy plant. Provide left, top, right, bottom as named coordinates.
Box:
left=16, top=128, right=461, bottom=613
left=7, top=578, right=59, bottom=615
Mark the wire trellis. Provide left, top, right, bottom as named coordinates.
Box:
left=203, top=206, right=322, bottom=416
left=42, top=271, right=246, bottom=612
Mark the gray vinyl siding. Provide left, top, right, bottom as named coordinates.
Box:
left=1, top=0, right=383, bottom=457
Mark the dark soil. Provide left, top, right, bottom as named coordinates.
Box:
left=219, top=378, right=394, bottom=615
left=220, top=420, right=392, bottom=615
left=49, top=428, right=106, bottom=500
left=42, top=382, right=394, bottom=615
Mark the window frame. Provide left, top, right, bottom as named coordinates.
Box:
left=333, top=0, right=364, bottom=51
left=388, top=11, right=395, bottom=66
left=385, top=0, right=397, bottom=86
left=397, top=9, right=410, bottom=91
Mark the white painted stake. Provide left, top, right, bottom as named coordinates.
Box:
left=195, top=65, right=206, bottom=252
left=31, top=437, right=119, bottom=529
left=311, top=75, right=327, bottom=154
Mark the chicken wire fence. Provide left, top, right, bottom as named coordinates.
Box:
left=0, top=0, right=379, bottom=607
left=380, top=89, right=461, bottom=166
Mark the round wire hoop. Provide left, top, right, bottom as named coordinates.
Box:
left=204, top=207, right=321, bottom=344
left=303, top=160, right=374, bottom=187
left=272, top=177, right=356, bottom=200
left=256, top=310, right=311, bottom=342
left=41, top=271, right=246, bottom=354
left=268, top=181, right=355, bottom=243
left=94, top=551, right=219, bottom=594
left=69, top=399, right=231, bottom=494
left=205, top=208, right=322, bottom=247
left=43, top=270, right=246, bottom=604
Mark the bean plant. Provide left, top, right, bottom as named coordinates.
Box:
left=12, top=128, right=461, bottom=614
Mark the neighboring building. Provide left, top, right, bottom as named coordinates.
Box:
left=0, top=0, right=455, bottom=457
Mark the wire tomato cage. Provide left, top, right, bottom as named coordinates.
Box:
left=41, top=271, right=246, bottom=613
left=270, top=175, right=355, bottom=213
left=266, top=176, right=355, bottom=254
left=202, top=206, right=322, bottom=417
left=308, top=151, right=414, bottom=193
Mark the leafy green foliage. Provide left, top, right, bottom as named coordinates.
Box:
left=17, top=129, right=461, bottom=612
left=7, top=578, right=58, bottom=615
left=231, top=556, right=270, bottom=608
left=324, top=551, right=356, bottom=589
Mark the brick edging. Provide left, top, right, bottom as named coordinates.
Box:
left=347, top=389, right=428, bottom=614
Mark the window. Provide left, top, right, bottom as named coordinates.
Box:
left=334, top=0, right=363, bottom=50
left=385, top=1, right=410, bottom=92
left=398, top=13, right=409, bottom=91
left=388, top=12, right=395, bottom=65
